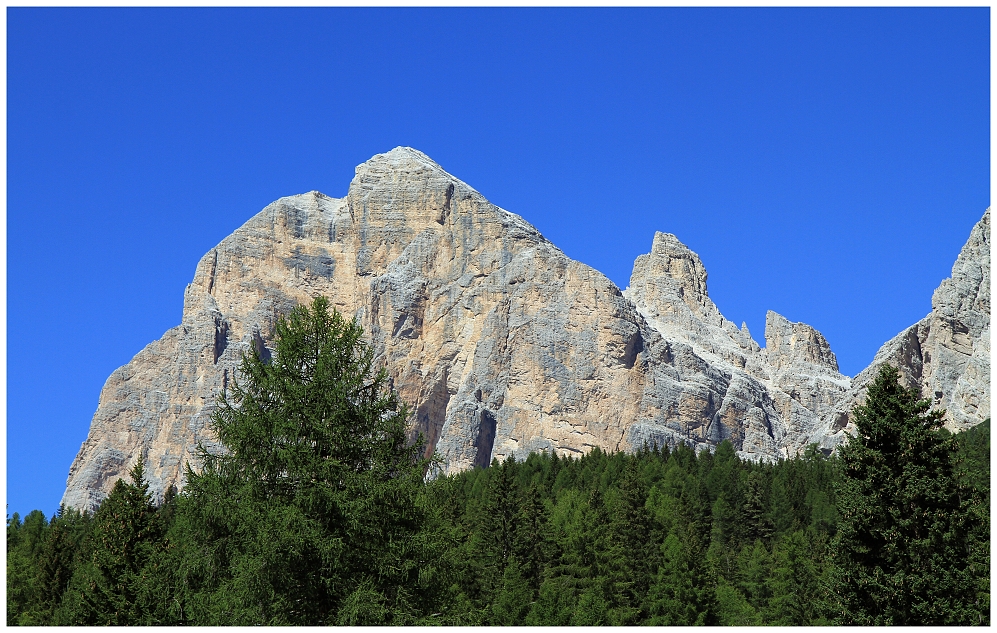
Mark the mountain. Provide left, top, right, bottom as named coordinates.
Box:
left=812, top=207, right=990, bottom=451
left=62, top=148, right=990, bottom=511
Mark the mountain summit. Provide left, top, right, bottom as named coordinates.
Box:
left=62, top=149, right=990, bottom=511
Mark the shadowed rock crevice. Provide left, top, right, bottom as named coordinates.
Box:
left=213, top=317, right=229, bottom=364
left=413, top=373, right=451, bottom=459
left=283, top=247, right=336, bottom=280
left=473, top=409, right=497, bottom=469
left=251, top=327, right=271, bottom=364
left=438, top=182, right=454, bottom=225
left=620, top=325, right=644, bottom=369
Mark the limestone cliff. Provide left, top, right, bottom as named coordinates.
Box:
left=622, top=232, right=850, bottom=461
left=812, top=208, right=991, bottom=451
left=62, top=149, right=990, bottom=511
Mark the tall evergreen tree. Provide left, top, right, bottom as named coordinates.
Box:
left=738, top=538, right=773, bottom=614
left=742, top=470, right=774, bottom=543
left=489, top=560, right=533, bottom=624
left=952, top=419, right=992, bottom=624
left=525, top=575, right=576, bottom=625
left=513, top=482, right=553, bottom=591
left=7, top=510, right=49, bottom=625
left=166, top=297, right=432, bottom=625
left=646, top=532, right=713, bottom=625
left=33, top=506, right=90, bottom=624
left=468, top=455, right=521, bottom=602
left=65, top=459, right=162, bottom=625
left=603, top=458, right=652, bottom=624
left=831, top=364, right=985, bottom=625
left=765, top=530, right=821, bottom=625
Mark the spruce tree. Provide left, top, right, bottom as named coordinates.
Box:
left=7, top=510, right=49, bottom=624
left=513, top=482, right=553, bottom=591
left=525, top=575, right=576, bottom=625
left=604, top=458, right=652, bottom=624
left=489, top=560, right=533, bottom=624
left=66, top=458, right=161, bottom=625
left=765, top=530, right=820, bottom=625
left=646, top=532, right=712, bottom=625
left=831, top=364, right=984, bottom=625
left=742, top=470, right=774, bottom=543
left=469, top=455, right=521, bottom=601
left=34, top=506, right=90, bottom=624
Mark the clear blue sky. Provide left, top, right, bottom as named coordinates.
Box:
left=7, top=8, right=989, bottom=517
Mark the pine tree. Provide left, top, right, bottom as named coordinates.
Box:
left=831, top=364, right=984, bottom=625
left=714, top=579, right=761, bottom=626
left=570, top=585, right=610, bottom=625
left=742, top=470, right=774, bottom=542
left=489, top=560, right=533, bottom=624
left=646, top=532, right=713, bottom=625
left=525, top=575, right=576, bottom=625
left=578, top=483, right=611, bottom=590
left=952, top=420, right=992, bottom=624
left=469, top=455, right=521, bottom=601
left=513, top=482, right=553, bottom=591
left=648, top=451, right=719, bottom=625
left=738, top=538, right=772, bottom=614
left=765, top=530, right=819, bottom=625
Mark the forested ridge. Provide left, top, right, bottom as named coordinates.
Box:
left=8, top=299, right=990, bottom=626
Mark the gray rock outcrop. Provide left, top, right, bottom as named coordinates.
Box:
left=813, top=208, right=991, bottom=451
left=61, top=148, right=991, bottom=512
left=622, top=232, right=851, bottom=461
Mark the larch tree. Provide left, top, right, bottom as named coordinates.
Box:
left=166, top=297, right=433, bottom=625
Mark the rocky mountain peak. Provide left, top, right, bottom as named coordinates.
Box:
left=353, top=147, right=464, bottom=194
left=931, top=207, right=990, bottom=337
left=764, top=310, right=840, bottom=372
left=624, top=230, right=850, bottom=460
left=361, top=145, right=440, bottom=168
left=812, top=208, right=991, bottom=452
left=346, top=147, right=467, bottom=232
left=632, top=231, right=715, bottom=319
left=61, top=149, right=989, bottom=512
left=625, top=231, right=759, bottom=368
left=348, top=146, right=545, bottom=249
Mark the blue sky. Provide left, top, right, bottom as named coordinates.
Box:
left=7, top=7, right=989, bottom=517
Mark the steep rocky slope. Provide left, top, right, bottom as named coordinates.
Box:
left=62, top=149, right=990, bottom=511
left=623, top=232, right=851, bottom=460
left=812, top=208, right=990, bottom=451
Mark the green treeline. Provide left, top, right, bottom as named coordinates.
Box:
left=8, top=299, right=990, bottom=626
left=423, top=440, right=842, bottom=625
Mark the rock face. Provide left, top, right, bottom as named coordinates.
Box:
left=622, top=232, right=851, bottom=461
left=61, top=149, right=991, bottom=511
left=813, top=208, right=991, bottom=451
